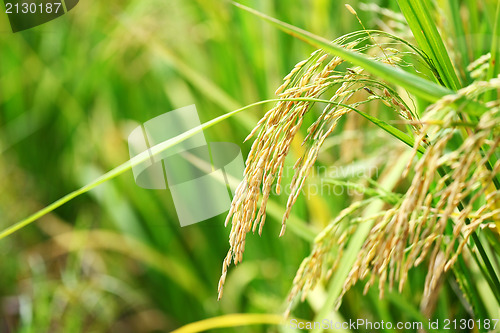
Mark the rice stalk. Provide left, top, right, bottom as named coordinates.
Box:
left=218, top=31, right=432, bottom=299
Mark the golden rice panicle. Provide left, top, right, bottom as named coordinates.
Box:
left=340, top=86, right=500, bottom=307
left=285, top=200, right=369, bottom=316
left=217, top=49, right=348, bottom=300
left=286, top=76, right=500, bottom=313
left=219, top=32, right=432, bottom=301
left=219, top=38, right=382, bottom=299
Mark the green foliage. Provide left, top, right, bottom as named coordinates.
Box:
left=1, top=0, right=499, bottom=332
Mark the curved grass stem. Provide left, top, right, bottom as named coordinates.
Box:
left=0, top=98, right=418, bottom=240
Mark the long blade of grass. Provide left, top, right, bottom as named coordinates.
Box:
left=397, top=0, right=461, bottom=90
left=232, top=3, right=489, bottom=117
left=0, top=101, right=265, bottom=240
left=0, top=98, right=421, bottom=239
left=486, top=0, right=500, bottom=101
left=170, top=313, right=283, bottom=333
left=233, top=2, right=452, bottom=102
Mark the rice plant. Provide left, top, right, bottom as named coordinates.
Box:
left=1, top=0, right=499, bottom=332
left=218, top=1, right=500, bottom=329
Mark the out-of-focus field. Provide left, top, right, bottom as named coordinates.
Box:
left=0, top=0, right=498, bottom=332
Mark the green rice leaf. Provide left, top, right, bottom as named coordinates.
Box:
left=232, top=3, right=489, bottom=117
left=233, top=2, right=452, bottom=103
left=397, top=0, right=462, bottom=90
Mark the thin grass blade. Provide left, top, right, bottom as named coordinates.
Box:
left=397, top=0, right=462, bottom=90
left=233, top=2, right=453, bottom=103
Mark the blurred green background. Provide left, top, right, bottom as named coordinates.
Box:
left=0, top=0, right=498, bottom=332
